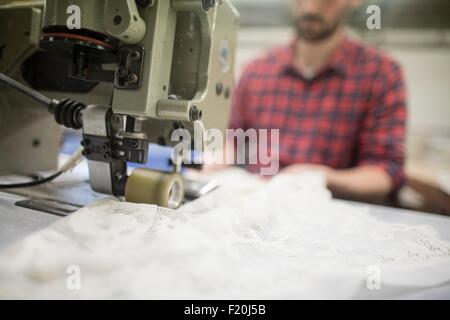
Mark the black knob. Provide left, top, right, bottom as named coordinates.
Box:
left=202, top=0, right=216, bottom=11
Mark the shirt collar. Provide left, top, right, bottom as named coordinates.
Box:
left=280, top=36, right=352, bottom=79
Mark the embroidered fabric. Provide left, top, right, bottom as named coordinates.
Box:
left=0, top=169, right=449, bottom=299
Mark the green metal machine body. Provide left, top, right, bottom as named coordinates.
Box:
left=0, top=0, right=239, bottom=208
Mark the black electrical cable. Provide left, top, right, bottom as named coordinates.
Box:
left=0, top=72, right=83, bottom=189
left=0, top=72, right=51, bottom=107
left=0, top=72, right=86, bottom=129
left=0, top=171, right=63, bottom=189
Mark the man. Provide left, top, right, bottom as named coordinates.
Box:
left=228, top=0, right=407, bottom=203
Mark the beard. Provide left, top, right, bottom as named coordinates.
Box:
left=294, top=14, right=342, bottom=42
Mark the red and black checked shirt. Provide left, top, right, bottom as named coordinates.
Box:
left=229, top=36, right=407, bottom=189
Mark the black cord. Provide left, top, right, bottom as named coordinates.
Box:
left=0, top=72, right=65, bottom=189
left=0, top=72, right=86, bottom=129
left=0, top=72, right=52, bottom=107
left=0, top=171, right=63, bottom=189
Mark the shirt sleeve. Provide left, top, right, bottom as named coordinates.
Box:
left=357, top=61, right=408, bottom=191
left=228, top=65, right=253, bottom=131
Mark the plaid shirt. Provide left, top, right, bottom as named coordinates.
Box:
left=229, top=36, right=407, bottom=189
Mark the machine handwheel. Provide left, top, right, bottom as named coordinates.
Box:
left=124, top=168, right=184, bottom=209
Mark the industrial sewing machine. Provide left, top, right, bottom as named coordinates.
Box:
left=0, top=0, right=239, bottom=209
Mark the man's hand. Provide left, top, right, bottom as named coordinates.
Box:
left=281, top=164, right=394, bottom=203
left=280, top=163, right=332, bottom=176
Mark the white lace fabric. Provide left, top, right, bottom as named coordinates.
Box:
left=0, top=169, right=449, bottom=299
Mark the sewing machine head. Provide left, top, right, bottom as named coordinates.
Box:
left=0, top=0, right=239, bottom=208
left=40, top=0, right=238, bottom=139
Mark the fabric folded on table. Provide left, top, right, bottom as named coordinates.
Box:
left=0, top=169, right=449, bottom=299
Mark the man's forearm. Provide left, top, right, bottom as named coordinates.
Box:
left=326, top=166, right=394, bottom=203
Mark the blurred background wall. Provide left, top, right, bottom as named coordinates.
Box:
left=232, top=0, right=450, bottom=213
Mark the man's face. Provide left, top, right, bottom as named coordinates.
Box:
left=291, top=0, right=359, bottom=42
